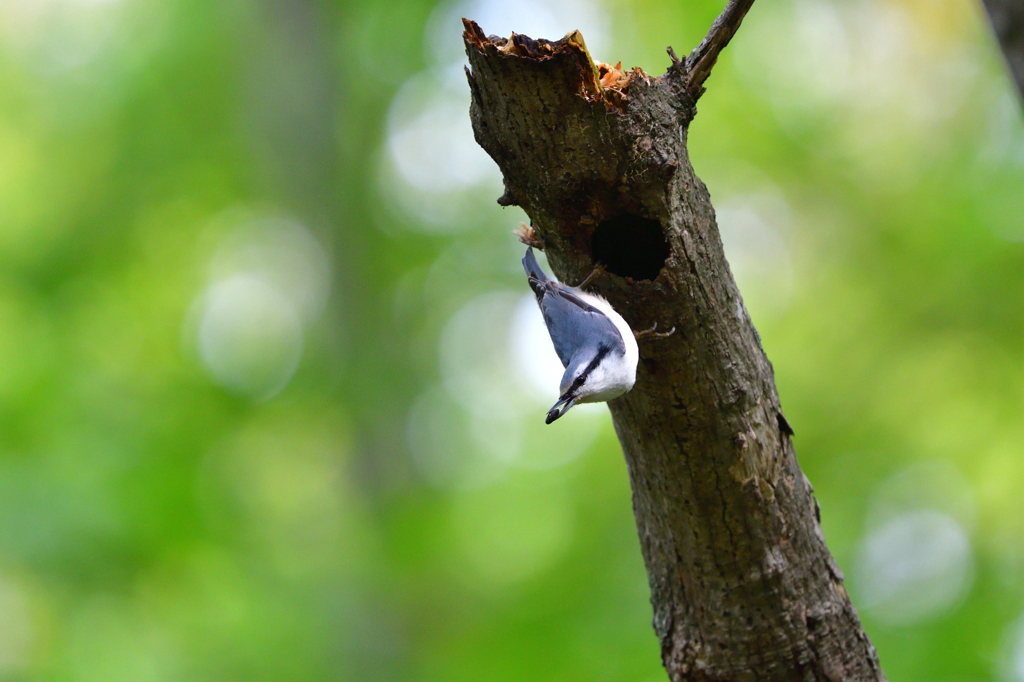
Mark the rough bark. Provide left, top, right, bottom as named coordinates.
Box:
left=463, top=6, right=885, bottom=681
left=982, top=0, right=1024, bottom=103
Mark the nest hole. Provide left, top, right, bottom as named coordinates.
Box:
left=591, top=213, right=669, bottom=281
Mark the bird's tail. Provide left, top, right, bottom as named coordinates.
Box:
left=522, top=247, right=550, bottom=281
left=522, top=247, right=550, bottom=298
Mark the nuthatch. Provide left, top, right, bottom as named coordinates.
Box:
left=523, top=247, right=639, bottom=423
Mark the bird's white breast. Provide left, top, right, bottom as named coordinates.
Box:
left=575, top=290, right=638, bottom=398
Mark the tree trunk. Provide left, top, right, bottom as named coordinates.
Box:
left=462, top=5, right=886, bottom=680
left=982, top=0, right=1024, bottom=103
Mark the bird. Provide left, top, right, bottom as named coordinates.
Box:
left=522, top=247, right=639, bottom=423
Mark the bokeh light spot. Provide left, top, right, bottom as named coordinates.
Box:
left=197, top=275, right=304, bottom=401
left=209, top=213, right=332, bottom=322
left=855, top=509, right=973, bottom=625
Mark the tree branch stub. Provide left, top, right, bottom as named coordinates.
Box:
left=680, top=0, right=757, bottom=99
left=463, top=9, right=885, bottom=681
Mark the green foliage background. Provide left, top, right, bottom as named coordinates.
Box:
left=0, top=0, right=1022, bottom=679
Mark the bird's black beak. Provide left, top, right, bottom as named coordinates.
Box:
left=545, top=395, right=577, bottom=424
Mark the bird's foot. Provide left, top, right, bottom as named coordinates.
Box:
left=634, top=322, right=676, bottom=340
left=577, top=263, right=605, bottom=289
left=513, top=222, right=543, bottom=249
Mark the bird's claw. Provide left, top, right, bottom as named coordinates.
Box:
left=577, top=263, right=606, bottom=289
left=634, top=322, right=676, bottom=340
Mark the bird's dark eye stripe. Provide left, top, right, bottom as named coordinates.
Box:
left=568, top=344, right=611, bottom=395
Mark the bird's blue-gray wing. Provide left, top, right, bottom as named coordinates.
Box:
left=537, top=282, right=624, bottom=368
